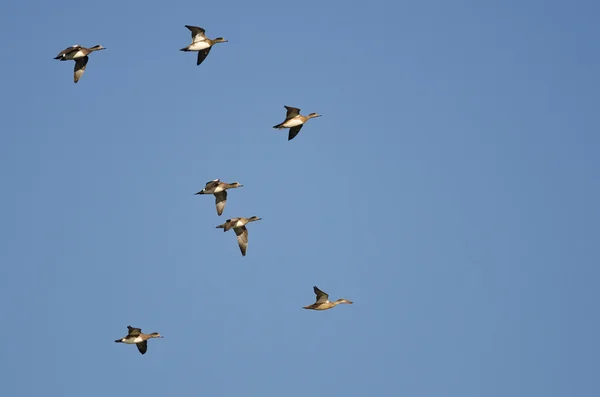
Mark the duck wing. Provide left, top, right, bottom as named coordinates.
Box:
left=234, top=226, right=248, bottom=256
left=73, top=56, right=88, bottom=83
left=313, top=286, right=329, bottom=304
left=136, top=341, right=148, bottom=355
left=185, top=25, right=207, bottom=42
left=127, top=326, right=142, bottom=337
left=54, top=45, right=80, bottom=59
left=284, top=106, right=301, bottom=120
left=197, top=47, right=212, bottom=66
left=288, top=125, right=303, bottom=141
left=214, top=191, right=227, bottom=216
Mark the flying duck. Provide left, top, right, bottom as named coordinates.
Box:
left=195, top=179, right=243, bottom=216
left=273, top=106, right=321, bottom=141
left=215, top=216, right=262, bottom=256
left=54, top=44, right=105, bottom=83
left=180, top=25, right=228, bottom=66
left=114, top=325, right=163, bottom=355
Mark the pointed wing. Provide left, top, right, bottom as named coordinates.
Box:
left=224, top=218, right=238, bottom=232
left=284, top=106, right=301, bottom=120
left=197, top=47, right=212, bottom=66
left=205, top=179, right=219, bottom=186
left=73, top=56, right=88, bottom=83
left=214, top=191, right=227, bottom=216
left=198, top=179, right=221, bottom=195
left=234, top=226, right=248, bottom=256
left=314, top=286, right=329, bottom=304
left=185, top=25, right=207, bottom=42
left=56, top=45, right=80, bottom=57
left=136, top=341, right=148, bottom=355
left=127, top=326, right=142, bottom=337
left=288, top=125, right=303, bottom=141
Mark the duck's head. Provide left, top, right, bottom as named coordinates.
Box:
left=307, top=113, right=322, bottom=119
left=213, top=37, right=228, bottom=44
left=91, top=45, right=106, bottom=51
left=248, top=216, right=262, bottom=222
left=335, top=299, right=353, bottom=305
left=230, top=182, right=243, bottom=188
left=150, top=332, right=163, bottom=338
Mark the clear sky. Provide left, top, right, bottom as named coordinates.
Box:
left=1, top=0, right=599, bottom=396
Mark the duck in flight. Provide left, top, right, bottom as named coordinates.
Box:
left=273, top=106, right=321, bottom=141
left=303, top=286, right=353, bottom=310
left=180, top=25, right=228, bottom=66
left=195, top=179, right=243, bottom=216
left=53, top=44, right=105, bottom=83
left=215, top=216, right=262, bottom=256
left=114, top=325, right=163, bottom=355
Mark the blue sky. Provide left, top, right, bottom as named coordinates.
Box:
left=1, top=0, right=599, bottom=396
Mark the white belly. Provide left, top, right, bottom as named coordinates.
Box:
left=65, top=50, right=86, bottom=60
left=283, top=118, right=303, bottom=128
left=124, top=336, right=143, bottom=344
left=188, top=41, right=210, bottom=51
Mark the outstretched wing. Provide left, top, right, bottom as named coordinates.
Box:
left=136, top=341, right=148, bottom=355
left=284, top=106, right=301, bottom=120
left=234, top=226, right=248, bottom=256
left=197, top=47, right=212, bottom=66
left=204, top=179, right=220, bottom=190
left=55, top=45, right=80, bottom=58
left=73, top=56, right=88, bottom=83
left=313, top=286, right=329, bottom=304
left=223, top=218, right=238, bottom=232
left=127, top=326, right=142, bottom=337
left=185, top=25, right=207, bottom=42
left=214, top=191, right=227, bottom=216
left=288, top=125, right=303, bottom=141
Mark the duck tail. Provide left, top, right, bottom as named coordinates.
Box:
left=180, top=47, right=190, bottom=52
left=114, top=339, right=123, bottom=343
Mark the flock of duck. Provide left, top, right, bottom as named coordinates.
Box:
left=56, top=25, right=352, bottom=355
